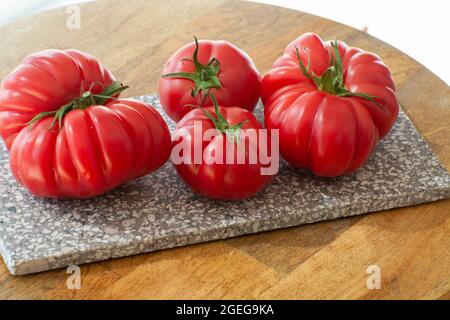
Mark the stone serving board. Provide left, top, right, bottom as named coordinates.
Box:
left=0, top=94, right=449, bottom=275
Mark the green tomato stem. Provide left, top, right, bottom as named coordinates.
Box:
left=26, top=81, right=128, bottom=130
left=295, top=40, right=385, bottom=109
left=196, top=93, right=248, bottom=144
left=161, top=36, right=222, bottom=101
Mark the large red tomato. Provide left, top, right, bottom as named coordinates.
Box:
left=0, top=49, right=171, bottom=198
left=261, top=33, right=399, bottom=177
left=159, top=37, right=261, bottom=122
left=172, top=95, right=275, bottom=200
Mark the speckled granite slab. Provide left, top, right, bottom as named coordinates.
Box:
left=0, top=94, right=449, bottom=275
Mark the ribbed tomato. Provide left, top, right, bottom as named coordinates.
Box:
left=0, top=49, right=171, bottom=198
left=261, top=33, right=399, bottom=177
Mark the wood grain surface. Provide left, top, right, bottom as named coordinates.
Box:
left=0, top=0, right=449, bottom=299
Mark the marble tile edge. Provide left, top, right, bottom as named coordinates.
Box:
left=10, top=187, right=450, bottom=275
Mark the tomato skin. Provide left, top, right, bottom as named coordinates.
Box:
left=172, top=106, right=274, bottom=200
left=0, top=49, right=171, bottom=198
left=159, top=39, right=261, bottom=122
left=261, top=33, right=399, bottom=177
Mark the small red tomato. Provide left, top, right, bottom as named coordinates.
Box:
left=172, top=95, right=275, bottom=200
left=0, top=49, right=171, bottom=198
left=261, top=33, right=399, bottom=177
left=159, top=37, right=261, bottom=122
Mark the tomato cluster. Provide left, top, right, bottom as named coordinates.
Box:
left=0, top=33, right=399, bottom=200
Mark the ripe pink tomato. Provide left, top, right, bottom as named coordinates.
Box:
left=0, top=49, right=171, bottom=198
left=261, top=33, right=399, bottom=177
left=172, top=95, right=275, bottom=200
left=159, top=37, right=261, bottom=122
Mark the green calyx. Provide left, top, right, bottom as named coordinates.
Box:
left=161, top=36, right=222, bottom=101
left=295, top=40, right=384, bottom=108
left=27, top=81, right=128, bottom=130
left=198, top=93, right=247, bottom=143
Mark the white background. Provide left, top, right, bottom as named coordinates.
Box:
left=0, top=0, right=449, bottom=84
